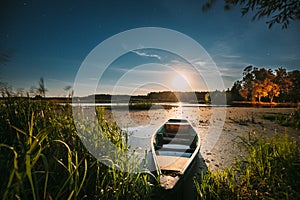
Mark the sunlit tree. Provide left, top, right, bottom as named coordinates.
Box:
left=252, top=80, right=268, bottom=102
left=230, top=66, right=299, bottom=103
left=265, top=78, right=280, bottom=103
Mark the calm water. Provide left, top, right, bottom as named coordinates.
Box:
left=69, top=102, right=228, bottom=107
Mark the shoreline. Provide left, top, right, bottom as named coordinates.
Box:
left=101, top=106, right=299, bottom=172
left=1, top=97, right=299, bottom=108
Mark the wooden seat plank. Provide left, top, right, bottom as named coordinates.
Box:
left=156, top=155, right=190, bottom=172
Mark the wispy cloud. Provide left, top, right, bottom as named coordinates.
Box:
left=112, top=65, right=173, bottom=75
left=131, top=50, right=161, bottom=60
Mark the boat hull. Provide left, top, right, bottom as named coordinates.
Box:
left=151, top=119, right=200, bottom=190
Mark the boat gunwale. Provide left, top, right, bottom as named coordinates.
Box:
left=150, top=118, right=200, bottom=189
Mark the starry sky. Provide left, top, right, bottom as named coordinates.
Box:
left=1, top=0, right=300, bottom=96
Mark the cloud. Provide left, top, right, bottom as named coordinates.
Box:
left=131, top=50, right=161, bottom=60
left=112, top=64, right=174, bottom=75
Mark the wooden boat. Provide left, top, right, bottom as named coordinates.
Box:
left=151, top=119, right=200, bottom=190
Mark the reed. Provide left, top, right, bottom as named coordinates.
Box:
left=0, top=97, right=153, bottom=199
left=2, top=96, right=298, bottom=199
left=195, top=133, right=300, bottom=199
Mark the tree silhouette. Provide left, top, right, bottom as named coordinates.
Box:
left=288, top=70, right=300, bottom=102
left=203, top=0, right=300, bottom=29
left=274, top=68, right=292, bottom=102
left=240, top=65, right=255, bottom=101
left=230, top=80, right=244, bottom=101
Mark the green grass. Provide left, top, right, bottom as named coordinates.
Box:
left=129, top=101, right=153, bottom=110
left=262, top=108, right=300, bottom=130
left=195, top=133, right=300, bottom=199
left=1, top=96, right=299, bottom=199
left=0, top=98, right=153, bottom=200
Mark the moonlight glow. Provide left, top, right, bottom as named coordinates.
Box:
left=172, top=74, right=191, bottom=91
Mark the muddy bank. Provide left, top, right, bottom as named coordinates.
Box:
left=103, top=106, right=299, bottom=171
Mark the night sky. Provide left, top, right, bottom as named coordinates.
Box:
left=1, top=0, right=300, bottom=96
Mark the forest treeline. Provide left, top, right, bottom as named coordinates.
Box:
left=132, top=66, right=300, bottom=104
left=1, top=67, right=299, bottom=105
left=134, top=66, right=300, bottom=104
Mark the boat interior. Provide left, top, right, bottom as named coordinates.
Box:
left=153, top=119, right=198, bottom=175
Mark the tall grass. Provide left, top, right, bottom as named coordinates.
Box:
left=0, top=97, right=152, bottom=199
left=1, top=96, right=299, bottom=199
left=195, top=133, right=300, bottom=199
left=262, top=108, right=300, bottom=130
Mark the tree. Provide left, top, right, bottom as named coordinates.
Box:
left=240, top=65, right=255, bottom=101
left=252, top=80, right=268, bottom=102
left=239, top=89, right=249, bottom=100
left=205, top=92, right=211, bottom=103
left=231, top=66, right=299, bottom=103
left=202, top=0, right=300, bottom=29
left=274, top=67, right=293, bottom=102
left=230, top=80, right=244, bottom=101
left=253, top=68, right=274, bottom=82
left=288, top=70, right=300, bottom=102
left=251, top=78, right=279, bottom=103
left=264, top=78, right=280, bottom=103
